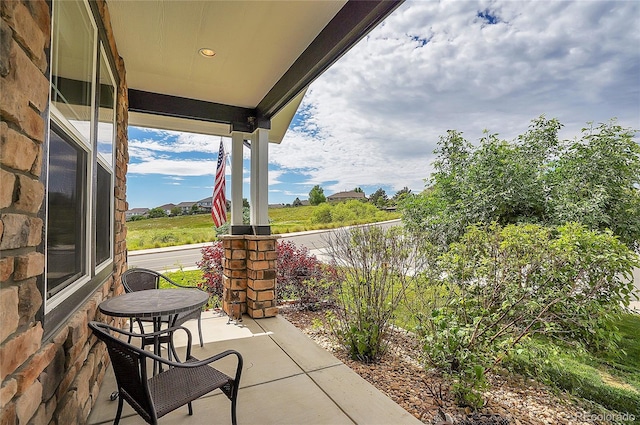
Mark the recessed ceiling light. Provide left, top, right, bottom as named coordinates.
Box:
left=199, top=48, right=216, bottom=58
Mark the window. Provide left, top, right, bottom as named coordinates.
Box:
left=46, top=127, right=87, bottom=298
left=50, top=0, right=95, bottom=142
left=45, top=0, right=116, bottom=314
left=95, top=163, right=111, bottom=265
left=96, top=47, right=115, bottom=268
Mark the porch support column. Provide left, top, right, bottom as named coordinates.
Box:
left=250, top=128, right=270, bottom=235
left=246, top=235, right=279, bottom=318
left=230, top=131, right=250, bottom=235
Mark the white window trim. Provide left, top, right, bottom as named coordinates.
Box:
left=95, top=43, right=116, bottom=273
left=45, top=112, right=93, bottom=313
left=45, top=0, right=99, bottom=314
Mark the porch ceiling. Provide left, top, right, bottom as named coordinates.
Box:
left=106, top=0, right=403, bottom=142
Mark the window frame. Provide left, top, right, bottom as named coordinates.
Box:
left=44, top=117, right=91, bottom=308
left=43, top=0, right=118, bottom=323
left=94, top=43, right=116, bottom=273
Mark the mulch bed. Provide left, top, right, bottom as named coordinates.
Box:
left=280, top=307, right=609, bottom=425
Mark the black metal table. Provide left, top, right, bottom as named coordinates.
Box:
left=99, top=288, right=209, bottom=321
left=99, top=288, right=209, bottom=373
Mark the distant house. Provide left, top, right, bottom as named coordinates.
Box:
left=176, top=201, right=196, bottom=214
left=125, top=208, right=149, bottom=220
left=197, top=196, right=212, bottom=213
left=157, top=203, right=176, bottom=215
left=327, top=190, right=367, bottom=203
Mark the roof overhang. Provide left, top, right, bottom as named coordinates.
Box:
left=107, top=0, right=403, bottom=142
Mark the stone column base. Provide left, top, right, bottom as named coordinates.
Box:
left=220, top=234, right=279, bottom=319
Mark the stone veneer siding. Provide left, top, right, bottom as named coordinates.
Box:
left=0, top=1, right=128, bottom=423
left=221, top=235, right=279, bottom=319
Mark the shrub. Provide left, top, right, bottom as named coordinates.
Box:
left=325, top=226, right=430, bottom=363
left=276, top=241, right=339, bottom=308
left=197, top=240, right=339, bottom=309
left=401, top=117, right=640, bottom=250
left=330, top=202, right=357, bottom=222
left=197, top=241, right=224, bottom=304
left=415, top=222, right=638, bottom=408
left=312, top=203, right=333, bottom=223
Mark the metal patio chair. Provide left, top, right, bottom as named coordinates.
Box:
left=121, top=268, right=205, bottom=347
left=89, top=321, right=242, bottom=425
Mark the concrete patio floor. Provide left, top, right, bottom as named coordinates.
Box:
left=87, top=311, right=423, bottom=425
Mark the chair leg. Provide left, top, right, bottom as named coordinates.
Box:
left=187, top=401, right=193, bottom=416
left=114, top=395, right=124, bottom=425
left=231, top=397, right=238, bottom=425
left=128, top=319, right=134, bottom=343
left=197, top=317, right=204, bottom=347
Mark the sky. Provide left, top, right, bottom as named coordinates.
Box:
left=126, top=0, right=640, bottom=209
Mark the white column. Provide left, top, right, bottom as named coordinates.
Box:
left=230, top=131, right=244, bottom=226
left=250, top=128, right=269, bottom=227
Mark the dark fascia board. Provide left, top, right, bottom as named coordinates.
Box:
left=128, top=89, right=270, bottom=133
left=256, top=0, right=404, bottom=120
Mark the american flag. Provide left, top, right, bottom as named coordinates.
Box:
left=211, top=140, right=227, bottom=227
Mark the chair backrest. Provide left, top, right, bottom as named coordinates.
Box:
left=122, top=268, right=160, bottom=293
left=89, top=322, right=156, bottom=423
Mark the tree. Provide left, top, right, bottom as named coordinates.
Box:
left=147, top=207, right=167, bottom=218
left=190, top=204, right=200, bottom=214
left=242, top=198, right=250, bottom=208
left=546, top=121, right=640, bottom=249
left=170, top=206, right=181, bottom=216
left=353, top=187, right=363, bottom=193
left=368, top=188, right=388, bottom=208
left=391, top=187, right=412, bottom=205
left=309, top=185, right=326, bottom=206
left=292, top=197, right=303, bottom=207
left=401, top=116, right=640, bottom=249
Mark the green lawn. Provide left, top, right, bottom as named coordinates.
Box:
left=126, top=214, right=219, bottom=250
left=505, top=314, right=640, bottom=420
left=126, top=206, right=399, bottom=250
left=162, top=269, right=221, bottom=309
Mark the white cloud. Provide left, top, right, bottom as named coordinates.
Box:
left=128, top=158, right=217, bottom=176
left=272, top=0, right=639, bottom=195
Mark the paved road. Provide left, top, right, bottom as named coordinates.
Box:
left=128, top=219, right=401, bottom=272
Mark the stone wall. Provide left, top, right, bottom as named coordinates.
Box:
left=0, top=1, right=128, bottom=423
left=221, top=235, right=279, bottom=319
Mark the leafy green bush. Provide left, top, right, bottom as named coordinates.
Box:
left=326, top=226, right=429, bottom=362
left=311, top=200, right=389, bottom=225
left=401, top=117, right=640, bottom=250
left=311, top=203, right=333, bottom=223
left=415, top=222, right=638, bottom=408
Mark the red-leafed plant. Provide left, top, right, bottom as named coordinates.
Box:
left=197, top=240, right=339, bottom=310
left=276, top=240, right=339, bottom=309
left=197, top=241, right=224, bottom=304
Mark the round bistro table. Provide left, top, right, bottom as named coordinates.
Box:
left=99, top=288, right=209, bottom=376
left=99, top=288, right=209, bottom=320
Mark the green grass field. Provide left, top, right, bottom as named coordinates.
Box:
left=504, top=314, right=640, bottom=420
left=126, top=205, right=400, bottom=251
